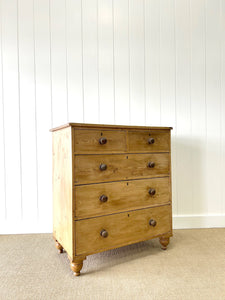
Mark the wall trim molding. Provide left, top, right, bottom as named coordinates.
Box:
left=173, top=214, right=225, bottom=229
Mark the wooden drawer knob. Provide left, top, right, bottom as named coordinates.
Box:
left=99, top=195, right=108, bottom=202
left=148, top=161, right=155, bottom=168
left=99, top=137, right=107, bottom=145
left=148, top=138, right=155, bottom=144
left=148, top=188, right=156, bottom=196
left=99, top=163, right=107, bottom=171
left=149, top=219, right=157, bottom=227
left=100, top=229, right=108, bottom=238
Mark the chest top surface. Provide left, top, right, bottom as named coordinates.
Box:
left=50, top=122, right=172, bottom=132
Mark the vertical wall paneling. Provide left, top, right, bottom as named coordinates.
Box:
left=160, top=0, right=176, bottom=128
left=129, top=0, right=145, bottom=125
left=1, top=0, right=225, bottom=233
left=205, top=0, right=221, bottom=214
left=50, top=0, right=68, bottom=127
left=222, top=0, right=225, bottom=214
left=175, top=0, right=192, bottom=215
left=190, top=0, right=207, bottom=215
left=1, top=0, right=22, bottom=224
left=98, top=0, right=114, bottom=124
left=34, top=0, right=52, bottom=231
left=145, top=0, right=161, bottom=126
left=159, top=0, right=177, bottom=214
left=114, top=0, right=130, bottom=125
left=82, top=0, right=99, bottom=123
left=18, top=0, right=38, bottom=224
left=66, top=0, right=84, bottom=123
left=0, top=0, right=6, bottom=221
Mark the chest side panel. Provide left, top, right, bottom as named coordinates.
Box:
left=52, top=127, right=73, bottom=258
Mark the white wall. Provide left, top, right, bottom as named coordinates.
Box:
left=0, top=0, right=225, bottom=234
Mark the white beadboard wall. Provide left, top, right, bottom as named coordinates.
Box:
left=0, top=0, right=225, bottom=234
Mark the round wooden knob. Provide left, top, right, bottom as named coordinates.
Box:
left=100, top=229, right=108, bottom=238
left=99, top=163, right=107, bottom=171
left=148, top=188, right=156, bottom=196
left=99, top=195, right=108, bottom=202
left=99, top=137, right=107, bottom=145
left=148, top=138, right=155, bottom=144
left=149, top=219, right=157, bottom=227
left=148, top=162, right=155, bottom=168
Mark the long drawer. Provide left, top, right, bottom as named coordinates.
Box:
left=75, top=177, right=170, bottom=219
left=75, top=204, right=172, bottom=255
left=74, top=153, right=170, bottom=184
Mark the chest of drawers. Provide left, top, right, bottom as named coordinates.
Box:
left=51, top=123, right=173, bottom=276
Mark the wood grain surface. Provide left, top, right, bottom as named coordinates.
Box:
left=52, top=127, right=74, bottom=259
left=75, top=204, right=172, bottom=255
left=74, top=153, right=170, bottom=184
left=128, top=129, right=170, bottom=152
left=75, top=177, right=171, bottom=219
left=74, top=129, right=126, bottom=153
left=50, top=122, right=172, bottom=132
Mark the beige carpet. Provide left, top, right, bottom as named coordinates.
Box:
left=0, top=229, right=225, bottom=300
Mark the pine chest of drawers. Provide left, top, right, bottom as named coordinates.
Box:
left=51, top=123, right=173, bottom=276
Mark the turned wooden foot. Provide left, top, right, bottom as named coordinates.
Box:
left=70, top=257, right=86, bottom=276
left=55, top=240, right=63, bottom=253
left=159, top=236, right=170, bottom=250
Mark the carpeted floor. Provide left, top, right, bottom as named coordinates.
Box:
left=0, top=228, right=225, bottom=300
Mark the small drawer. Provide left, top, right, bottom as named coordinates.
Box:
left=75, top=177, right=171, bottom=219
left=73, top=129, right=126, bottom=153
left=128, top=130, right=170, bottom=152
left=74, top=153, right=170, bottom=184
left=75, top=204, right=172, bottom=255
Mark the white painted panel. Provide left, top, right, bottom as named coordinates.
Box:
left=34, top=0, right=52, bottom=231
left=159, top=0, right=177, bottom=214
left=222, top=0, right=225, bottom=214
left=114, top=0, right=130, bottom=125
left=98, top=0, right=114, bottom=124
left=160, top=0, right=176, bottom=128
left=205, top=0, right=221, bottom=214
left=129, top=0, right=145, bottom=125
left=82, top=0, right=99, bottom=123
left=0, top=1, right=6, bottom=221
left=190, top=0, right=207, bottom=215
left=50, top=0, right=68, bottom=127
left=66, top=0, right=84, bottom=123
left=1, top=0, right=22, bottom=223
left=145, top=0, right=161, bottom=126
left=175, top=0, right=192, bottom=214
left=17, top=0, right=38, bottom=223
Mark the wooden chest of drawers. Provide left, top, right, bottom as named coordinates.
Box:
left=51, top=123, right=173, bottom=276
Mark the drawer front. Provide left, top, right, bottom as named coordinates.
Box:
left=75, top=177, right=170, bottom=219
left=74, top=153, right=170, bottom=184
left=128, top=130, right=170, bottom=152
left=76, top=205, right=172, bottom=255
left=74, top=129, right=126, bottom=153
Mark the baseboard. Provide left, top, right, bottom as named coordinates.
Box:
left=173, top=214, right=225, bottom=229
left=1, top=215, right=225, bottom=234
left=0, top=222, right=52, bottom=235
